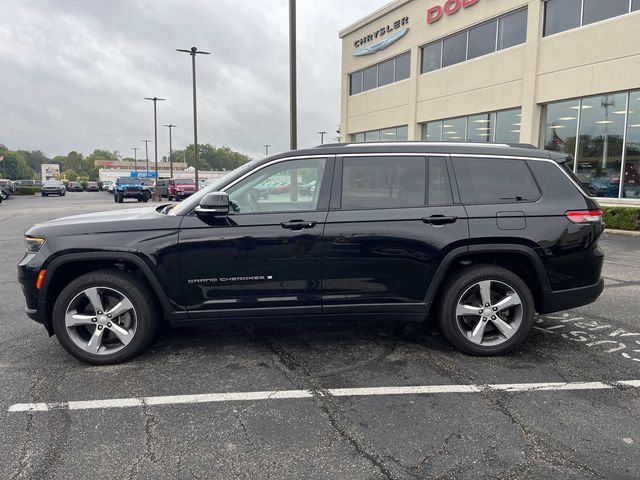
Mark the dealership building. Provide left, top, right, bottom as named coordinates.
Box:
left=339, top=0, right=640, bottom=200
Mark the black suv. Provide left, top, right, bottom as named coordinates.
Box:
left=18, top=143, right=604, bottom=364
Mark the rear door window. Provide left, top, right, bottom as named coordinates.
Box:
left=452, top=157, right=541, bottom=204
left=340, top=156, right=426, bottom=210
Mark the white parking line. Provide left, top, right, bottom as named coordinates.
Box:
left=8, top=380, right=640, bottom=413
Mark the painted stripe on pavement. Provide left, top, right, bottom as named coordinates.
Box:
left=8, top=380, right=639, bottom=413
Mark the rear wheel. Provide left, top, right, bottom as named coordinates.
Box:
left=438, top=265, right=534, bottom=356
left=118, top=194, right=123, bottom=203
left=52, top=270, right=158, bottom=365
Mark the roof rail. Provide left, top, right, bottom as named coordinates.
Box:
left=343, top=141, right=511, bottom=148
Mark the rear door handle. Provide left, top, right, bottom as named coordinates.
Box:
left=281, top=220, right=317, bottom=230
left=422, top=215, right=458, bottom=226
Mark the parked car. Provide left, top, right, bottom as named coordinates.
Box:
left=113, top=176, right=150, bottom=203
left=86, top=182, right=100, bottom=192
left=15, top=179, right=37, bottom=186
left=18, top=142, right=605, bottom=364
left=108, top=182, right=115, bottom=193
left=101, top=181, right=113, bottom=192
left=0, top=179, right=14, bottom=198
left=67, top=182, right=84, bottom=192
left=41, top=180, right=66, bottom=197
left=167, top=178, right=196, bottom=201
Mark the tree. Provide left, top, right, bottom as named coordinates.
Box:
left=0, top=150, right=34, bottom=180
left=172, top=144, right=251, bottom=172
left=63, top=169, right=78, bottom=181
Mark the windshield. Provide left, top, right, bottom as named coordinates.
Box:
left=174, top=179, right=194, bottom=185
left=118, top=177, right=141, bottom=184
left=168, top=159, right=261, bottom=216
left=43, top=181, right=61, bottom=186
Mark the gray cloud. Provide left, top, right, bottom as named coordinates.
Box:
left=1, top=0, right=389, bottom=160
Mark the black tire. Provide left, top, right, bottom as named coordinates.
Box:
left=113, top=194, right=118, bottom=203
left=118, top=194, right=123, bottom=203
left=438, top=265, right=535, bottom=356
left=167, top=195, right=173, bottom=201
left=52, top=270, right=158, bottom=365
left=137, top=198, right=143, bottom=203
left=42, top=193, right=46, bottom=197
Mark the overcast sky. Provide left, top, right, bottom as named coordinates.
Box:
left=1, top=0, right=389, bottom=160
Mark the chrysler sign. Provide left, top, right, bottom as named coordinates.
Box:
left=427, top=0, right=479, bottom=24
left=353, top=17, right=410, bottom=57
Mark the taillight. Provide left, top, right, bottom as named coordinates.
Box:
left=565, top=210, right=603, bottom=223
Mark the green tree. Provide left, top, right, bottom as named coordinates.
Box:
left=1, top=150, right=34, bottom=180
left=63, top=169, right=78, bottom=181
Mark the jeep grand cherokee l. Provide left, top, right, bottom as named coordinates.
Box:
left=18, top=142, right=604, bottom=364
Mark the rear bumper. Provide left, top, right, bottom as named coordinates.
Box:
left=539, top=278, right=605, bottom=314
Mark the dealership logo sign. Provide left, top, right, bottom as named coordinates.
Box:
left=427, top=0, right=479, bottom=24
left=353, top=17, right=410, bottom=57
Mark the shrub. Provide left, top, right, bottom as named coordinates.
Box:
left=14, top=186, right=41, bottom=196
left=602, top=206, right=640, bottom=231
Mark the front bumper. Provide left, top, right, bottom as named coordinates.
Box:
left=539, top=278, right=605, bottom=314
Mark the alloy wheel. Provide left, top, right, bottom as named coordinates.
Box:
left=455, top=280, right=523, bottom=347
left=64, top=286, right=138, bottom=355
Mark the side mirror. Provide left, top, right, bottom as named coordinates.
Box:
left=195, top=192, right=230, bottom=216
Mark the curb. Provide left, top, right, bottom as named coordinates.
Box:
left=604, top=229, right=640, bottom=237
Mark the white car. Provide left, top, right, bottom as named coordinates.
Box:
left=102, top=181, right=113, bottom=192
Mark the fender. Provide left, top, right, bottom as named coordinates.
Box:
left=423, top=243, right=552, bottom=306
left=38, top=252, right=181, bottom=328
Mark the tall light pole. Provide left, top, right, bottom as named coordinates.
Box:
left=289, top=0, right=297, bottom=150
left=263, top=144, right=271, bottom=156
left=142, top=140, right=151, bottom=176
left=177, top=46, right=210, bottom=191
left=131, top=147, right=139, bottom=173
left=318, top=131, right=327, bottom=145
left=144, top=97, right=166, bottom=181
left=164, top=124, right=177, bottom=178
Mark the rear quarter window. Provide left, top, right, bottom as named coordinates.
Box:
left=452, top=157, right=541, bottom=204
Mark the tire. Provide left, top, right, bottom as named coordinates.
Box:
left=438, top=265, right=535, bottom=356
left=167, top=195, right=173, bottom=201
left=137, top=198, right=143, bottom=203
left=118, top=194, right=123, bottom=203
left=113, top=194, right=118, bottom=203
left=42, top=193, right=46, bottom=197
left=52, top=270, right=158, bottom=365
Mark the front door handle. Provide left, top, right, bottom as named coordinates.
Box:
left=281, top=220, right=317, bottom=230
left=422, top=215, right=458, bottom=226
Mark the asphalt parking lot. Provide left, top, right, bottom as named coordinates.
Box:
left=1, top=193, right=639, bottom=480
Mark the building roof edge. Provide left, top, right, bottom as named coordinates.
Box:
left=339, top=0, right=413, bottom=38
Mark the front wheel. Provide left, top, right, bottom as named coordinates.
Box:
left=52, top=270, right=158, bottom=364
left=438, top=265, right=534, bottom=356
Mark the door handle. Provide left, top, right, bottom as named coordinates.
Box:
left=281, top=220, right=317, bottom=230
left=422, top=215, right=458, bottom=226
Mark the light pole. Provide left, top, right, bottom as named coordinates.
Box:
left=164, top=124, right=177, bottom=178
left=144, top=97, right=166, bottom=182
left=177, top=46, right=210, bottom=191
left=131, top=147, right=139, bottom=173
left=142, top=140, right=151, bottom=176
left=263, top=144, right=271, bottom=156
left=289, top=0, right=297, bottom=150
left=318, top=131, right=327, bottom=145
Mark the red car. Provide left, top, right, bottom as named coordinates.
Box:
left=167, top=178, right=196, bottom=201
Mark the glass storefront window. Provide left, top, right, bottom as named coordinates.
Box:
left=623, top=91, right=640, bottom=199
left=467, top=113, right=495, bottom=142
left=378, top=59, right=394, bottom=87
left=350, top=71, right=363, bottom=95
left=351, top=126, right=409, bottom=143
left=442, top=117, right=466, bottom=142
left=363, top=65, right=378, bottom=91
left=394, top=53, right=411, bottom=81
left=582, top=0, right=630, bottom=26
left=422, top=121, right=443, bottom=141
left=442, top=31, right=467, bottom=68
left=543, top=0, right=582, bottom=36
left=495, top=109, right=522, bottom=143
left=576, top=93, right=627, bottom=198
left=468, top=20, right=497, bottom=60
left=541, top=99, right=580, bottom=170
left=498, top=8, right=528, bottom=50
left=421, top=42, right=442, bottom=74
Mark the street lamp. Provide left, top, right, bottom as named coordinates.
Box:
left=318, top=131, right=327, bottom=145
left=144, top=97, right=166, bottom=182
left=289, top=0, right=297, bottom=150
left=263, top=144, right=271, bottom=156
left=142, top=140, right=151, bottom=176
left=164, top=124, right=177, bottom=178
left=131, top=147, right=139, bottom=173
left=176, top=46, right=210, bottom=191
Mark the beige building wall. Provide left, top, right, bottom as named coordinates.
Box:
left=340, top=0, right=640, bottom=145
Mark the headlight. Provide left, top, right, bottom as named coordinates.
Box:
left=25, top=236, right=46, bottom=253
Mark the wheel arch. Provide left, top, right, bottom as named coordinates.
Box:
left=39, top=252, right=175, bottom=333
left=425, top=244, right=551, bottom=315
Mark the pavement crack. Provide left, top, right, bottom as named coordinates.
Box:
left=10, top=371, right=44, bottom=480
left=125, top=398, right=159, bottom=480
